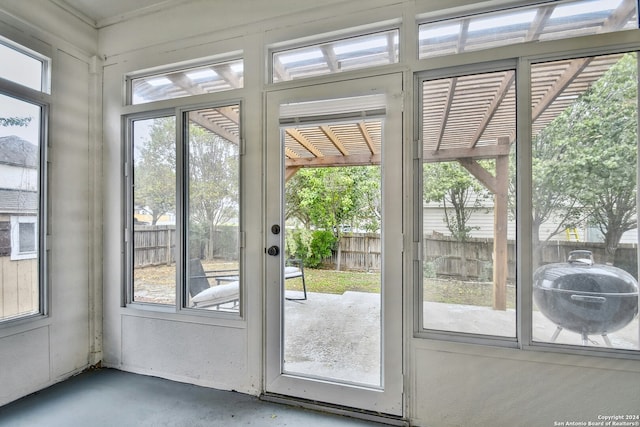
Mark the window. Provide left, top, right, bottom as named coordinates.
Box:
left=130, top=115, right=177, bottom=305
left=271, top=28, right=399, bottom=83
left=11, top=216, right=37, bottom=260
left=418, top=0, right=638, bottom=59
left=129, top=58, right=244, bottom=105
left=416, top=46, right=640, bottom=355
left=126, top=102, right=242, bottom=314
left=0, top=38, right=49, bottom=323
left=530, top=52, right=639, bottom=351
left=418, top=67, right=517, bottom=339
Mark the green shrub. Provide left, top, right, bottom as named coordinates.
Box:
left=285, top=228, right=336, bottom=268
left=307, top=230, right=337, bottom=268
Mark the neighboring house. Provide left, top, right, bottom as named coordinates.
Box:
left=423, top=199, right=638, bottom=244
left=0, top=135, right=38, bottom=261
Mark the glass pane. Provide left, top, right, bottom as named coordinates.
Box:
left=531, top=53, right=639, bottom=350
left=18, top=222, right=35, bottom=253
left=419, top=0, right=637, bottom=59
left=273, top=29, right=399, bottom=83
left=421, top=70, right=517, bottom=337
left=281, top=96, right=384, bottom=386
left=131, top=59, right=244, bottom=105
left=0, top=42, right=44, bottom=91
left=132, top=117, right=177, bottom=305
left=185, top=105, right=241, bottom=313
left=0, top=93, right=41, bottom=320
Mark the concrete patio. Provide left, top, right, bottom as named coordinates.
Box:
left=283, top=291, right=639, bottom=386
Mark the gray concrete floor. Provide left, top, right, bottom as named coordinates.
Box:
left=0, top=369, right=387, bottom=427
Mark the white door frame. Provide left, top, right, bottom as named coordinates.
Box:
left=264, top=73, right=404, bottom=416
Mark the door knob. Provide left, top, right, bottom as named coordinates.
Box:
left=267, top=245, right=280, bottom=256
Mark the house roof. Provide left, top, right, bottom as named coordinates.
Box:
left=0, top=136, right=38, bottom=168
left=0, top=188, right=38, bottom=214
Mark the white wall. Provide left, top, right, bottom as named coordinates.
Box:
left=0, top=3, right=100, bottom=406
left=97, top=2, right=640, bottom=425
left=3, top=0, right=638, bottom=425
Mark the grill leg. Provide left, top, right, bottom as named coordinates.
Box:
left=602, top=334, right=612, bottom=347
left=550, top=326, right=563, bottom=342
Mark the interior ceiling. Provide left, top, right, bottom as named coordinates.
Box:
left=55, top=0, right=186, bottom=27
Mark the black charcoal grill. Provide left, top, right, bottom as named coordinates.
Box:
left=533, top=250, right=639, bottom=346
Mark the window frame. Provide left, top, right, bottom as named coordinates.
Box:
left=414, top=59, right=520, bottom=349
left=413, top=41, right=640, bottom=359
left=10, top=215, right=38, bottom=260
left=268, top=23, right=401, bottom=84
left=416, top=0, right=639, bottom=60
left=125, top=53, right=244, bottom=106
left=124, top=99, right=245, bottom=319
left=0, top=38, right=50, bottom=325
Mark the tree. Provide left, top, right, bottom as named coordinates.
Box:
left=0, top=117, right=32, bottom=127
left=423, top=161, right=491, bottom=279
left=134, top=118, right=176, bottom=225
left=285, top=166, right=380, bottom=270
left=187, top=124, right=239, bottom=259
left=531, top=53, right=637, bottom=264
left=423, top=162, right=489, bottom=242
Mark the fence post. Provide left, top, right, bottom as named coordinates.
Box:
left=166, top=227, right=172, bottom=265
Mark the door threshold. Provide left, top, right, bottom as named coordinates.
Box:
left=260, top=393, right=408, bottom=426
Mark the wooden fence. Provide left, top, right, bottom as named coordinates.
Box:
left=326, top=233, right=638, bottom=279
left=0, top=257, right=38, bottom=319
left=134, top=225, right=176, bottom=267
left=131, top=226, right=638, bottom=280
left=327, top=233, right=381, bottom=271
left=133, top=225, right=239, bottom=267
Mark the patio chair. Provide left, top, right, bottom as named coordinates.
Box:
left=285, top=258, right=307, bottom=301
left=188, top=258, right=239, bottom=309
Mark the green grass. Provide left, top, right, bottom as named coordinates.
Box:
left=135, top=263, right=515, bottom=309
left=287, top=268, right=516, bottom=309
left=285, top=268, right=381, bottom=294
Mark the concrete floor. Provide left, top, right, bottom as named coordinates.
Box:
left=0, top=369, right=387, bottom=427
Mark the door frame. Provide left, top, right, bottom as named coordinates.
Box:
left=263, top=73, right=404, bottom=417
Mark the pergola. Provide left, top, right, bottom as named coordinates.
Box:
left=131, top=0, right=635, bottom=310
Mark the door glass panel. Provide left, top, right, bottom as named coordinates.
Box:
left=281, top=99, right=384, bottom=386
left=185, top=105, right=241, bottom=312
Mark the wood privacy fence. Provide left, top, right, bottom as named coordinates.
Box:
left=0, top=257, right=38, bottom=319
left=327, top=233, right=638, bottom=279
left=134, top=225, right=176, bottom=266
left=132, top=227, right=638, bottom=280
left=133, top=225, right=239, bottom=267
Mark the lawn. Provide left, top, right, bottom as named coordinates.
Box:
left=287, top=267, right=516, bottom=309
left=134, top=262, right=515, bottom=309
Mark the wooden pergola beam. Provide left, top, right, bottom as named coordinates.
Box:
left=532, top=57, right=592, bottom=122
left=286, top=153, right=380, bottom=168
left=285, top=166, right=302, bottom=182
left=321, top=125, right=349, bottom=155
left=285, top=128, right=324, bottom=158
left=492, top=137, right=510, bottom=310
left=435, top=77, right=457, bottom=151
left=459, top=158, right=498, bottom=194
left=468, top=71, right=515, bottom=148
left=358, top=122, right=377, bottom=154
left=188, top=111, right=239, bottom=144
left=424, top=143, right=511, bottom=163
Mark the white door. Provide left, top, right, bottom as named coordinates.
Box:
left=265, top=74, right=403, bottom=416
